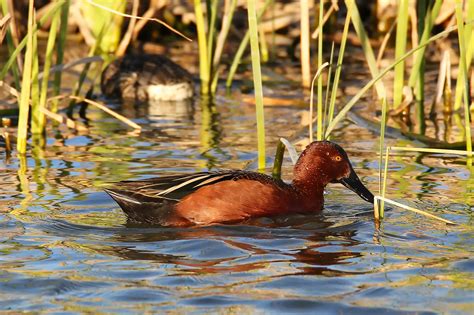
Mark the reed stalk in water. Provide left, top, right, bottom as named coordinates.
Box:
left=316, top=0, right=324, bottom=140
left=454, top=0, right=473, bottom=158
left=51, top=0, right=69, bottom=113
left=326, top=0, right=352, bottom=128
left=344, top=0, right=386, bottom=101
left=225, top=0, right=271, bottom=89
left=453, top=0, right=474, bottom=112
left=37, top=5, right=61, bottom=134
left=17, top=0, right=35, bottom=155
left=247, top=0, right=266, bottom=170
left=392, top=0, right=409, bottom=109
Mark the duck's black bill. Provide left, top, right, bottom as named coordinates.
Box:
left=339, top=168, right=374, bottom=204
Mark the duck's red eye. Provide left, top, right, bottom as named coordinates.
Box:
left=334, top=156, right=342, bottom=162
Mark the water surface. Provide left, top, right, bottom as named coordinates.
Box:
left=0, top=71, right=473, bottom=314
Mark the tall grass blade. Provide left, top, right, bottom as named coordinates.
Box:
left=206, top=0, right=219, bottom=77
left=272, top=140, right=285, bottom=179
left=272, top=138, right=299, bottom=179
left=393, top=0, right=409, bottom=108
left=30, top=14, right=41, bottom=135
left=309, top=62, right=329, bottom=142
left=407, top=0, right=442, bottom=90
left=225, top=0, right=271, bottom=88
left=327, top=0, right=352, bottom=126
left=213, top=0, right=237, bottom=69
left=378, top=97, right=388, bottom=216
left=52, top=0, right=69, bottom=113
left=344, top=0, right=386, bottom=100
left=316, top=0, right=324, bottom=140
left=454, top=0, right=472, bottom=157
left=379, top=147, right=390, bottom=218
left=453, top=0, right=474, bottom=111
left=194, top=0, right=210, bottom=95
left=300, top=0, right=311, bottom=88
left=38, top=4, right=60, bottom=130
left=17, top=0, right=35, bottom=155
left=322, top=42, right=335, bottom=134
left=247, top=0, right=266, bottom=169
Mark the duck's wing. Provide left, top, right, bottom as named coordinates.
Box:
left=105, top=170, right=284, bottom=224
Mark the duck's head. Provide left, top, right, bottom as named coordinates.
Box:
left=293, top=141, right=374, bottom=204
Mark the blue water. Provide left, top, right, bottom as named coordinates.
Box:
left=0, top=92, right=473, bottom=314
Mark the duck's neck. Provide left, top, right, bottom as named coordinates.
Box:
left=291, top=157, right=329, bottom=211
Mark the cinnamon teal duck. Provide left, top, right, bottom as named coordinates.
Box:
left=105, top=141, right=374, bottom=226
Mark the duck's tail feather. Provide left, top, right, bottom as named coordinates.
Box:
left=104, top=188, right=176, bottom=225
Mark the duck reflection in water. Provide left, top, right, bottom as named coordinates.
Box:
left=94, top=214, right=363, bottom=277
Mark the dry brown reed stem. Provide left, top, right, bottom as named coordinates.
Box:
left=2, top=118, right=12, bottom=155
left=300, top=0, right=311, bottom=88
left=375, top=196, right=456, bottom=225
left=433, top=51, right=451, bottom=112
left=51, top=95, right=142, bottom=131
left=6, top=0, right=22, bottom=72
left=408, top=5, right=418, bottom=49
left=311, top=0, right=338, bottom=39
left=132, top=0, right=165, bottom=42
left=376, top=20, right=396, bottom=68
left=116, top=0, right=138, bottom=57
left=71, top=4, right=96, bottom=47
left=41, top=107, right=88, bottom=131
left=0, top=13, right=11, bottom=45
left=85, top=0, right=192, bottom=42
left=40, top=56, right=103, bottom=80
left=0, top=81, right=87, bottom=132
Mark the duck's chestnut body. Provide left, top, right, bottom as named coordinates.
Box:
left=105, top=141, right=374, bottom=226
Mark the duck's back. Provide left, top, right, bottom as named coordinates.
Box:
left=101, top=54, right=194, bottom=102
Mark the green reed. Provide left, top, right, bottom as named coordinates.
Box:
left=326, top=0, right=353, bottom=129
left=51, top=0, right=70, bottom=113
left=345, top=0, right=386, bottom=101
left=37, top=4, right=61, bottom=133
left=454, top=0, right=472, bottom=157
left=300, top=0, right=311, bottom=88
left=225, top=0, right=271, bottom=89
left=29, top=19, right=40, bottom=135
left=407, top=0, right=441, bottom=103
left=247, top=0, right=266, bottom=170
left=392, top=0, right=409, bottom=109
left=316, top=0, right=324, bottom=140
left=194, top=0, right=210, bottom=95
left=453, top=1, right=474, bottom=111
left=16, top=0, right=35, bottom=155
left=378, top=97, right=388, bottom=215
left=194, top=0, right=238, bottom=96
